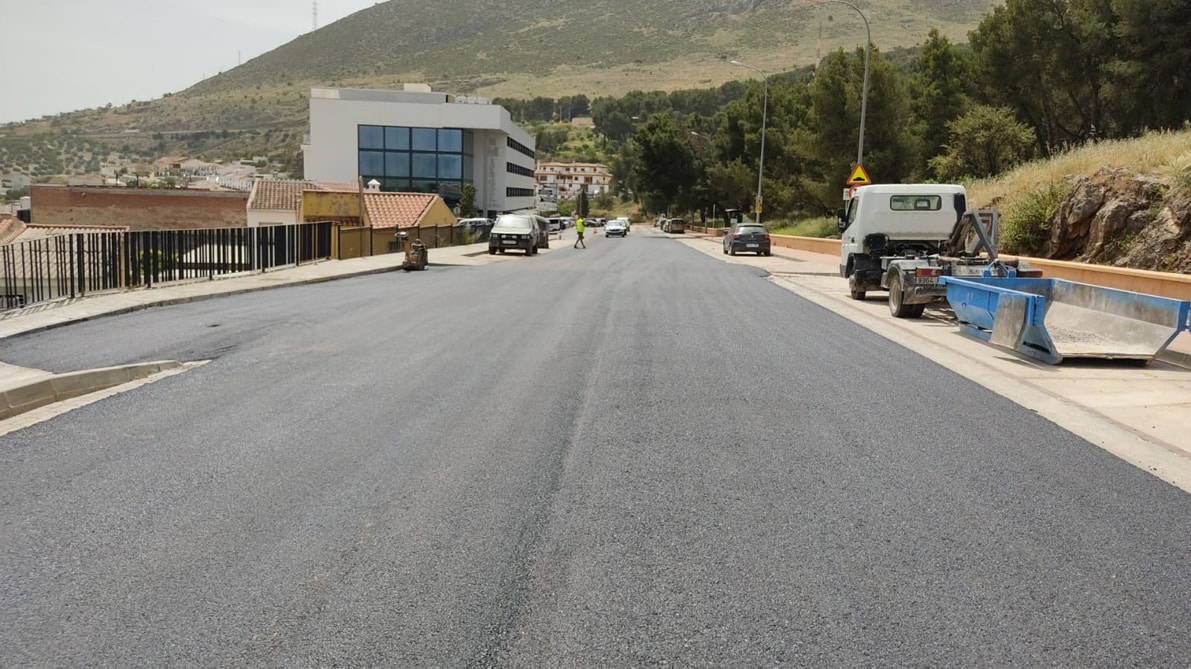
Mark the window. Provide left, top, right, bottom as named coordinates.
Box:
left=412, top=153, right=437, bottom=178
left=412, top=128, right=437, bottom=151
left=506, top=187, right=534, bottom=198
left=506, top=162, right=534, bottom=178
left=357, top=124, right=472, bottom=196
left=385, top=152, right=410, bottom=177
left=385, top=127, right=410, bottom=150
left=359, top=151, right=384, bottom=175
left=359, top=125, right=384, bottom=149
left=438, top=154, right=462, bottom=180
left=890, top=195, right=942, bottom=211
left=438, top=129, right=463, bottom=152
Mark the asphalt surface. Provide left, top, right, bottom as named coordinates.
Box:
left=1, top=230, right=1188, bottom=667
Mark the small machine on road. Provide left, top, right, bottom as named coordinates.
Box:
left=396, top=231, right=428, bottom=271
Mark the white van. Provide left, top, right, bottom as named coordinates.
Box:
left=838, top=184, right=967, bottom=298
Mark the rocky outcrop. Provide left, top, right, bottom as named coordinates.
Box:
left=1044, top=167, right=1191, bottom=273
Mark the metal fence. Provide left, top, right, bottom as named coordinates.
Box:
left=1, top=222, right=332, bottom=313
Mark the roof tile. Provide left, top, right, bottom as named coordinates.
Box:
left=362, top=192, right=439, bottom=229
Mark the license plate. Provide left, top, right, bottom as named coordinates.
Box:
left=502, top=239, right=517, bottom=245
left=913, top=276, right=939, bottom=285
left=747, top=243, right=759, bottom=247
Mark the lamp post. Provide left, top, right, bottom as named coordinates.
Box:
left=810, top=0, right=870, bottom=167
left=730, top=60, right=768, bottom=224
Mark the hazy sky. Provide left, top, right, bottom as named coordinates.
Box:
left=0, top=0, right=379, bottom=124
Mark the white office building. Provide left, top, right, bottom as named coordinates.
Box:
left=302, top=85, right=537, bottom=217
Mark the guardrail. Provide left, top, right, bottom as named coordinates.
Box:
left=687, top=227, right=1191, bottom=301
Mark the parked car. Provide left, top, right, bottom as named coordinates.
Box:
left=612, top=217, right=631, bottom=234
left=605, top=219, right=628, bottom=237
left=547, top=216, right=566, bottom=233
left=489, top=213, right=547, bottom=255
left=662, top=218, right=686, bottom=234
left=723, top=223, right=771, bottom=256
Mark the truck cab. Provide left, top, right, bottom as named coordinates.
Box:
left=838, top=184, right=967, bottom=299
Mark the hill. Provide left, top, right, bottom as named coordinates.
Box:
left=0, top=0, right=998, bottom=178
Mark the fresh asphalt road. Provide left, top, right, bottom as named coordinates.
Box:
left=1, top=230, right=1188, bottom=667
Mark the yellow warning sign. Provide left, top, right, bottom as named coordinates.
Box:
left=848, top=164, right=872, bottom=186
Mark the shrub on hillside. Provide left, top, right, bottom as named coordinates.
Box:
left=1000, top=181, right=1065, bottom=255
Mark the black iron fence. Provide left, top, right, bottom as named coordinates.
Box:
left=1, top=222, right=332, bottom=313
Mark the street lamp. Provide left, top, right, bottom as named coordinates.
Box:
left=730, top=60, right=768, bottom=224
left=811, top=0, right=871, bottom=167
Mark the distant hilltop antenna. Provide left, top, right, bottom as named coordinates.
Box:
left=313, top=1, right=319, bottom=31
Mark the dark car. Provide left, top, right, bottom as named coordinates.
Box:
left=488, top=213, right=547, bottom=255
left=723, top=223, right=771, bottom=256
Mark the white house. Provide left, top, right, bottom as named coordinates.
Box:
left=534, top=162, right=613, bottom=200
left=302, top=85, right=537, bottom=217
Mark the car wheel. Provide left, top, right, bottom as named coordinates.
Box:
left=488, top=248, right=496, bottom=255
left=722, top=246, right=728, bottom=255
left=729, top=246, right=737, bottom=256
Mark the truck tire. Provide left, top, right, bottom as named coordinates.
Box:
left=888, top=272, right=925, bottom=318
left=848, top=273, right=866, bottom=300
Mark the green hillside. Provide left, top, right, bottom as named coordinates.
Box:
left=0, top=0, right=997, bottom=140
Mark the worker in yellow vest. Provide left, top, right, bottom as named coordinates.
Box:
left=574, top=216, right=587, bottom=249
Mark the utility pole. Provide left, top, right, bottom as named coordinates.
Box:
left=313, top=2, right=319, bottom=31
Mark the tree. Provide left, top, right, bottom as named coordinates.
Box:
left=909, top=29, right=974, bottom=175
left=928, top=105, right=1035, bottom=180
left=969, top=0, right=1116, bottom=151
left=576, top=188, right=590, bottom=218
left=458, top=183, right=477, bottom=217
left=1109, top=0, right=1191, bottom=132
left=631, top=113, right=699, bottom=212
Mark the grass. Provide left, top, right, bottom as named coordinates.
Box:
left=767, top=216, right=839, bottom=237
left=966, top=128, right=1191, bottom=209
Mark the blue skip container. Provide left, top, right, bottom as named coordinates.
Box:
left=940, top=276, right=1191, bottom=364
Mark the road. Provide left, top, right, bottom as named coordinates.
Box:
left=1, top=229, right=1188, bottom=667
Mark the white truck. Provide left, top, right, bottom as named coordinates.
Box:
left=837, top=183, right=1036, bottom=318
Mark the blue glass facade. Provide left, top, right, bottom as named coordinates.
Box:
left=358, top=125, right=472, bottom=206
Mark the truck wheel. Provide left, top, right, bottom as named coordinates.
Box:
left=848, top=273, right=866, bottom=300
left=888, top=273, right=924, bottom=318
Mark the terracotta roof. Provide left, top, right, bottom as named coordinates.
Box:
left=362, top=192, right=438, bottom=229
left=248, top=180, right=322, bottom=211
left=0, top=215, right=25, bottom=244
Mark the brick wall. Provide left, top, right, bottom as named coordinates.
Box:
left=30, top=185, right=249, bottom=230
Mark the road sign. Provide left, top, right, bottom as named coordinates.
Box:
left=848, top=164, right=871, bottom=187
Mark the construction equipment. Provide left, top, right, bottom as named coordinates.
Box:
left=941, top=276, right=1191, bottom=364
left=396, top=231, right=428, bottom=271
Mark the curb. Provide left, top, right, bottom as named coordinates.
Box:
left=0, top=360, right=184, bottom=421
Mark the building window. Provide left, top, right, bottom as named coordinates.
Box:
left=507, top=162, right=534, bottom=178
left=357, top=124, right=472, bottom=204
left=506, top=187, right=534, bottom=198
left=359, top=126, right=384, bottom=149
left=506, top=137, right=535, bottom=159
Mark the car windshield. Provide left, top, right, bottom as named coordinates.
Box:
left=738, top=225, right=765, bottom=234
left=493, top=215, right=533, bottom=230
